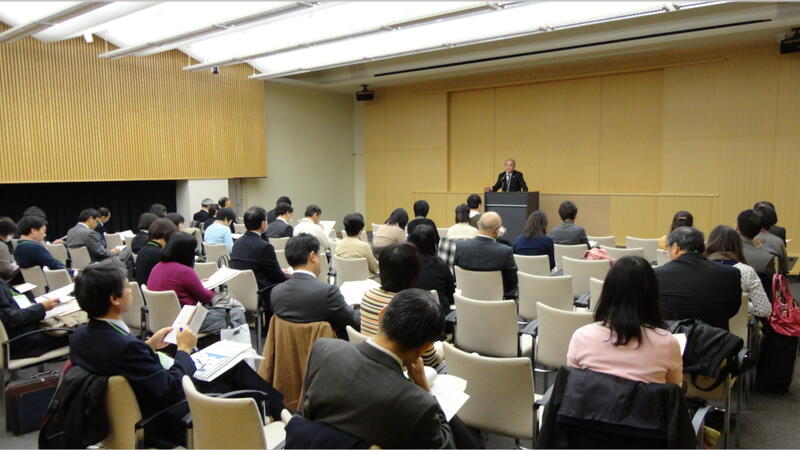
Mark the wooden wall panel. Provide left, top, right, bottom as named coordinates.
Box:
left=776, top=54, right=800, bottom=135
left=610, top=196, right=659, bottom=240
left=449, top=90, right=495, bottom=192
left=773, top=134, right=800, bottom=255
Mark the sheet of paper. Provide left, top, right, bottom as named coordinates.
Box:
left=202, top=266, right=241, bottom=290
left=118, top=230, right=136, bottom=239
left=13, top=294, right=33, bottom=309
left=164, top=305, right=209, bottom=345
left=45, top=300, right=81, bottom=319
left=191, top=340, right=252, bottom=382
left=231, top=233, right=243, bottom=240
left=339, top=279, right=380, bottom=306
left=13, top=283, right=37, bottom=294
left=319, top=220, right=335, bottom=237
left=113, top=245, right=126, bottom=252
left=430, top=375, right=470, bottom=421
left=673, top=333, right=687, bottom=356
left=35, top=283, right=75, bottom=303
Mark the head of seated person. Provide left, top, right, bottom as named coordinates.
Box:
left=558, top=200, right=579, bottom=223
left=163, top=232, right=198, bottom=268
left=375, top=288, right=445, bottom=366
left=165, top=213, right=184, bottom=231
left=286, top=233, right=321, bottom=277
left=412, top=200, right=429, bottom=219
left=78, top=208, right=100, bottom=230
left=0, top=217, right=17, bottom=243
left=378, top=242, right=420, bottom=293
left=148, top=218, right=178, bottom=247
left=407, top=225, right=437, bottom=257
left=343, top=213, right=365, bottom=238
left=521, top=210, right=548, bottom=240
left=453, top=204, right=471, bottom=225
left=753, top=204, right=778, bottom=233
left=666, top=226, right=705, bottom=261
left=218, top=196, right=232, bottom=209
left=149, top=203, right=167, bottom=218
left=243, top=206, right=267, bottom=233
left=215, top=208, right=236, bottom=226
left=97, top=207, right=111, bottom=225
left=705, top=225, right=746, bottom=263
left=22, top=206, right=47, bottom=221
left=276, top=196, right=292, bottom=208
left=668, top=210, right=693, bottom=234
left=305, top=205, right=322, bottom=224
left=466, top=194, right=481, bottom=211
left=138, top=212, right=158, bottom=233
left=477, top=211, right=502, bottom=238
left=75, top=259, right=131, bottom=321
left=275, top=203, right=294, bottom=222
left=17, top=216, right=47, bottom=242
left=384, top=208, right=408, bottom=229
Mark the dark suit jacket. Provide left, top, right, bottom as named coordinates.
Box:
left=131, top=230, right=149, bottom=255
left=302, top=339, right=455, bottom=449
left=135, top=241, right=163, bottom=285
left=270, top=272, right=358, bottom=339
left=95, top=221, right=107, bottom=248
left=416, top=254, right=455, bottom=313
left=193, top=210, right=210, bottom=225
left=228, top=231, right=288, bottom=308
left=407, top=217, right=441, bottom=243
left=654, top=253, right=741, bottom=330
left=0, top=280, right=66, bottom=358
left=490, top=170, right=528, bottom=192
left=266, top=219, right=293, bottom=239
left=65, top=223, right=113, bottom=262
left=14, top=239, right=66, bottom=271
left=266, top=208, right=278, bottom=224
left=454, top=235, right=518, bottom=298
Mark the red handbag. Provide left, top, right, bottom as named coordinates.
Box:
left=770, top=274, right=800, bottom=337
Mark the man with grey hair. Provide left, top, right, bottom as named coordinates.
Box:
left=453, top=211, right=518, bottom=298
left=193, top=198, right=213, bottom=226
left=654, top=226, right=741, bottom=330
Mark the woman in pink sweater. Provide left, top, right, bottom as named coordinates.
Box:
left=147, top=233, right=245, bottom=333
left=567, top=255, right=683, bottom=385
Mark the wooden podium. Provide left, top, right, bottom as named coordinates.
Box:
left=484, top=192, right=540, bottom=242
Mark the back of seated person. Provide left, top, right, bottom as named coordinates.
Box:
left=406, top=200, right=440, bottom=243
left=446, top=203, right=478, bottom=240
left=334, top=213, right=379, bottom=274
left=512, top=210, right=555, bottom=270
left=548, top=200, right=589, bottom=248
left=738, top=209, right=776, bottom=277
left=0, top=217, right=19, bottom=283
left=193, top=198, right=212, bottom=226
left=0, top=278, right=65, bottom=359
left=408, top=224, right=454, bottom=314
left=134, top=218, right=178, bottom=285
left=64, top=208, right=120, bottom=262
left=13, top=215, right=68, bottom=273
left=658, top=210, right=693, bottom=250
left=201, top=204, right=218, bottom=231
left=568, top=256, right=682, bottom=384
left=271, top=233, right=358, bottom=338
left=754, top=200, right=787, bottom=244
left=131, top=213, right=158, bottom=254
left=373, top=208, right=408, bottom=247
left=267, top=196, right=291, bottom=225
left=753, top=204, right=788, bottom=274
left=453, top=211, right=518, bottom=298
left=265, top=203, right=294, bottom=239
left=203, top=207, right=235, bottom=253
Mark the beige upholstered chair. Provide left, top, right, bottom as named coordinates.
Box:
left=517, top=273, right=573, bottom=320
left=625, top=237, right=660, bottom=264
left=122, top=282, right=147, bottom=335
left=105, top=233, right=123, bottom=250
left=270, top=237, right=290, bottom=251
left=454, top=266, right=503, bottom=301
left=535, top=303, right=593, bottom=386
left=346, top=325, right=368, bottom=344
left=194, top=262, right=218, bottom=281
left=454, top=294, right=531, bottom=358
left=204, top=244, right=229, bottom=267
left=45, top=242, right=69, bottom=265
left=561, top=256, right=610, bottom=298
left=514, top=254, right=550, bottom=277
left=554, top=244, right=586, bottom=268
left=656, top=249, right=671, bottom=266
left=588, top=277, right=604, bottom=312
left=69, top=246, right=92, bottom=270
left=234, top=223, right=247, bottom=234
left=600, top=245, right=644, bottom=260
left=274, top=250, right=290, bottom=270
left=103, top=376, right=142, bottom=449
left=43, top=267, right=72, bottom=291
left=228, top=270, right=264, bottom=349
left=141, top=286, right=182, bottom=334
left=20, top=266, right=47, bottom=297
left=587, top=235, right=615, bottom=247
left=332, top=256, right=369, bottom=287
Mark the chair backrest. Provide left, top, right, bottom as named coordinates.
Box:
left=442, top=342, right=535, bottom=440
left=600, top=245, right=644, bottom=260
left=561, top=256, right=610, bottom=298
left=656, top=249, right=671, bottom=266
left=730, top=293, right=749, bottom=342
left=182, top=376, right=271, bottom=449
left=43, top=267, right=71, bottom=291
left=275, top=250, right=290, bottom=270
left=141, top=285, right=182, bottom=333
left=436, top=227, right=449, bottom=237
left=371, top=223, right=382, bottom=235
left=123, top=282, right=146, bottom=332
left=234, top=223, right=246, bottom=234
left=346, top=325, right=367, bottom=344
left=332, top=256, right=369, bottom=287
left=45, top=242, right=69, bottom=265
left=228, top=270, right=259, bottom=313
left=318, top=253, right=329, bottom=283
left=105, top=233, right=123, bottom=249
left=103, top=376, right=142, bottom=450
left=625, top=237, right=660, bottom=264
left=194, top=262, right=218, bottom=281
left=536, top=303, right=594, bottom=368
left=270, top=237, right=290, bottom=251
left=69, top=246, right=92, bottom=270
left=0, top=317, right=9, bottom=367
left=190, top=227, right=204, bottom=254
left=513, top=254, right=550, bottom=276
left=204, top=244, right=229, bottom=267
left=454, top=294, right=519, bottom=357
left=20, top=266, right=47, bottom=297
left=454, top=266, right=503, bottom=301
left=123, top=234, right=135, bottom=248
left=517, top=273, right=573, bottom=320
left=554, top=244, right=587, bottom=268
left=587, top=235, right=615, bottom=247
left=589, top=277, right=604, bottom=312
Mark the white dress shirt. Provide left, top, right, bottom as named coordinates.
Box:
left=293, top=217, right=332, bottom=250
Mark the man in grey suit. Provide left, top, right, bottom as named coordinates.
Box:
left=301, top=288, right=478, bottom=449
left=64, top=208, right=121, bottom=262
left=265, top=203, right=294, bottom=239
left=738, top=209, right=776, bottom=277
left=270, top=233, right=358, bottom=339
left=453, top=211, right=518, bottom=298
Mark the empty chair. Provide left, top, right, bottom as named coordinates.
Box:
left=443, top=343, right=540, bottom=446
left=20, top=266, right=47, bottom=296
left=454, top=294, right=531, bottom=357
left=587, top=235, right=615, bottom=247
left=234, top=223, right=246, bottom=234
left=454, top=266, right=503, bottom=301
left=517, top=273, right=573, bottom=320
left=69, top=246, right=92, bottom=270
left=600, top=245, right=644, bottom=260
left=182, top=376, right=286, bottom=450
left=332, top=256, right=369, bottom=287
left=105, top=233, right=123, bottom=250
left=626, top=237, right=660, bottom=264
left=228, top=270, right=264, bottom=348
left=204, top=243, right=229, bottom=267
left=589, top=277, right=604, bottom=312
left=102, top=376, right=142, bottom=449
left=656, top=249, right=671, bottom=266
left=535, top=303, right=593, bottom=384
left=318, top=253, right=330, bottom=283
left=45, top=242, right=69, bottom=266
left=194, top=262, right=218, bottom=281
left=270, top=237, right=289, bottom=251
left=554, top=243, right=586, bottom=268
left=561, top=256, right=610, bottom=298
left=141, top=286, right=182, bottom=334
left=122, top=282, right=147, bottom=336
left=514, top=254, right=550, bottom=276
left=43, top=267, right=71, bottom=291
left=346, top=325, right=367, bottom=344
left=274, top=250, right=290, bottom=270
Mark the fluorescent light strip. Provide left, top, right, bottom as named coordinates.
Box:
left=98, top=1, right=316, bottom=59
left=0, top=1, right=108, bottom=43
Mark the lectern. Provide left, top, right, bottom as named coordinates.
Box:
left=484, top=192, right=540, bottom=242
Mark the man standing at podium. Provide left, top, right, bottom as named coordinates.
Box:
left=485, top=159, right=528, bottom=193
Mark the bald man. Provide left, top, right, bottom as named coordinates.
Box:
left=453, top=212, right=518, bottom=299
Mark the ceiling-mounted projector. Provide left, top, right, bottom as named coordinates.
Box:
left=780, top=27, right=800, bottom=54
left=356, top=85, right=374, bottom=101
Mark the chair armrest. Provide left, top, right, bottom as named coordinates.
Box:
left=6, top=327, right=75, bottom=343
left=135, top=400, right=189, bottom=430
left=691, top=403, right=713, bottom=435
left=736, top=348, right=754, bottom=374
left=535, top=385, right=553, bottom=409
left=445, top=310, right=457, bottom=326
left=518, top=320, right=538, bottom=338
left=215, top=389, right=269, bottom=401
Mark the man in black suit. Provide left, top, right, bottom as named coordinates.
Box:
left=454, top=211, right=518, bottom=298
left=229, top=206, right=288, bottom=311
left=266, top=203, right=294, bottom=239
left=192, top=198, right=212, bottom=226
left=301, top=288, right=479, bottom=449
left=271, top=234, right=358, bottom=339
left=95, top=207, right=111, bottom=248
left=486, top=158, right=528, bottom=192
left=406, top=200, right=440, bottom=243
left=655, top=226, right=741, bottom=331
left=267, top=196, right=291, bottom=224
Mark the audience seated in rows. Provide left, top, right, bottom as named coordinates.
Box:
left=165, top=212, right=184, bottom=231
left=549, top=200, right=589, bottom=248
left=466, top=194, right=482, bottom=228
left=203, top=207, right=235, bottom=253
left=148, top=233, right=246, bottom=334
left=373, top=208, right=408, bottom=247
left=706, top=225, right=771, bottom=318
left=513, top=210, right=556, bottom=270
left=753, top=204, right=788, bottom=274
left=266, top=203, right=294, bottom=239
left=568, top=256, right=683, bottom=384
left=334, top=213, right=378, bottom=274
left=658, top=210, right=693, bottom=251
left=0, top=278, right=65, bottom=358
left=134, top=218, right=178, bottom=285
left=408, top=224, right=455, bottom=314
left=65, top=208, right=122, bottom=262
left=229, top=206, right=288, bottom=312
left=267, top=196, right=291, bottom=224
left=755, top=200, right=786, bottom=243
left=13, top=216, right=69, bottom=273
left=192, top=197, right=213, bottom=226
left=271, top=234, right=358, bottom=339
left=69, top=261, right=283, bottom=448
left=0, top=217, right=19, bottom=282
left=360, top=243, right=441, bottom=367
left=301, top=288, right=480, bottom=449
left=94, top=207, right=111, bottom=248
left=655, top=226, right=741, bottom=331
left=738, top=209, right=777, bottom=277
left=132, top=213, right=158, bottom=254
left=149, top=203, right=167, bottom=218
left=293, top=204, right=332, bottom=250
left=454, top=211, right=518, bottom=299
left=406, top=200, right=440, bottom=243
left=446, top=204, right=478, bottom=241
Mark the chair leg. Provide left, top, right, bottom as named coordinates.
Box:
left=735, top=379, right=742, bottom=448
left=723, top=384, right=732, bottom=449
left=255, top=314, right=262, bottom=353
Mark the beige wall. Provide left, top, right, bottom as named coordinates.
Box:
left=363, top=41, right=800, bottom=258
left=243, top=83, right=355, bottom=230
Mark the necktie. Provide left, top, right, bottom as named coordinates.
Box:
left=506, top=173, right=510, bottom=190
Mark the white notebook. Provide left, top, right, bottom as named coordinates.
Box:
left=164, top=305, right=208, bottom=345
